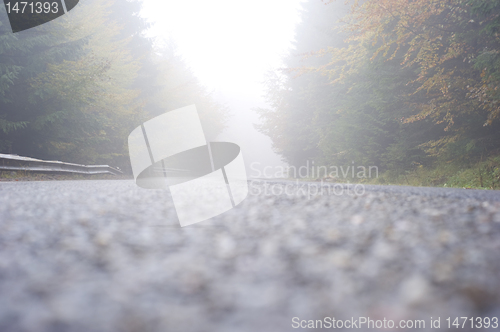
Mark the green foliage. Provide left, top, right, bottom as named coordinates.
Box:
left=0, top=0, right=226, bottom=172
left=258, top=0, right=500, bottom=185
left=373, top=156, right=500, bottom=189
left=256, top=0, right=348, bottom=167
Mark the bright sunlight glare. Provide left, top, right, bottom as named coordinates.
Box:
left=140, top=0, right=304, bottom=95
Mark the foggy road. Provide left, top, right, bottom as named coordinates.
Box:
left=0, top=179, right=499, bottom=332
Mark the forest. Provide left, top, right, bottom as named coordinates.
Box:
left=1, top=0, right=500, bottom=188
left=0, top=0, right=226, bottom=172
left=257, top=0, right=500, bottom=188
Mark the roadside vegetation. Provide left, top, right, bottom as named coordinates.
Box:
left=0, top=0, right=226, bottom=173
left=257, top=0, right=500, bottom=189
left=373, top=156, right=500, bottom=189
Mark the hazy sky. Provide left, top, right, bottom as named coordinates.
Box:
left=140, top=0, right=304, bottom=96
left=140, top=0, right=305, bottom=174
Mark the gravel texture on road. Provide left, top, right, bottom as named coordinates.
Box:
left=0, top=179, right=499, bottom=332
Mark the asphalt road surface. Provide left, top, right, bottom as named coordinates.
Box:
left=0, top=179, right=499, bottom=332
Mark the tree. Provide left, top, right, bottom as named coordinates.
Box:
left=321, top=0, right=500, bottom=160
left=258, top=0, right=500, bottom=177
left=256, top=0, right=349, bottom=167
left=0, top=0, right=227, bottom=171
